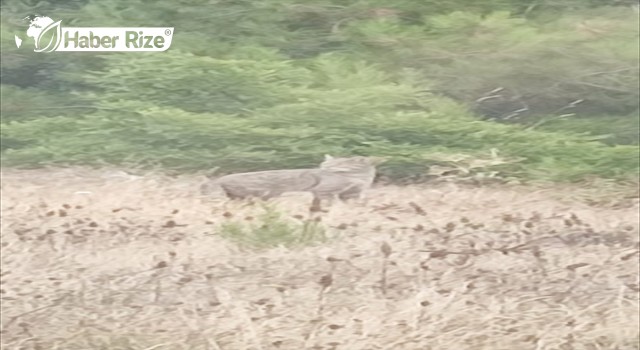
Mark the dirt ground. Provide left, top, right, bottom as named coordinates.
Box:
left=1, top=168, right=639, bottom=350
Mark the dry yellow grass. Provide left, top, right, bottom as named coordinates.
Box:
left=1, top=168, right=639, bottom=350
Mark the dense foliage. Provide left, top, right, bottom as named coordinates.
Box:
left=1, top=0, right=638, bottom=182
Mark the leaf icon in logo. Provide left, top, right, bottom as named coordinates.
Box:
left=15, top=35, right=22, bottom=48
left=34, top=20, right=62, bottom=53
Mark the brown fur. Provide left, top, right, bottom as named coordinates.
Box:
left=201, top=155, right=381, bottom=204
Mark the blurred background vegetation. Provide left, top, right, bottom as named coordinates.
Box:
left=1, top=0, right=638, bottom=182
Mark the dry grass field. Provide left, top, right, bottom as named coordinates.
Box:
left=1, top=168, right=639, bottom=350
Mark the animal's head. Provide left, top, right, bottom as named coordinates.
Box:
left=320, top=155, right=386, bottom=173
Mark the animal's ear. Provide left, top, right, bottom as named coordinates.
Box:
left=324, top=154, right=334, bottom=161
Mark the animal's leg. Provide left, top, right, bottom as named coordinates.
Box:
left=310, top=193, right=336, bottom=213
left=220, top=187, right=259, bottom=208
left=259, top=191, right=282, bottom=201
left=310, top=196, right=323, bottom=213
left=224, top=191, right=245, bottom=200
left=338, top=186, right=362, bottom=201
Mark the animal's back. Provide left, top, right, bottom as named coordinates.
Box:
left=205, top=168, right=322, bottom=199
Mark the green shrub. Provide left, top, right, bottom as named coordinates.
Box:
left=217, top=206, right=326, bottom=248
left=1, top=1, right=637, bottom=184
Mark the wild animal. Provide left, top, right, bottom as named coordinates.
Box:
left=201, top=155, right=382, bottom=208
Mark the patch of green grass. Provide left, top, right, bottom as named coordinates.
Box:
left=218, top=206, right=326, bottom=248
left=533, top=113, right=639, bottom=146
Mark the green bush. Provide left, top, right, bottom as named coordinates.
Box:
left=1, top=0, right=638, bottom=183
left=217, top=206, right=326, bottom=248
left=2, top=95, right=637, bottom=181
left=531, top=112, right=640, bottom=145
left=340, top=9, right=639, bottom=119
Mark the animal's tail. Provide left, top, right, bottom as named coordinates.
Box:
left=199, top=169, right=227, bottom=198
left=200, top=180, right=223, bottom=195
